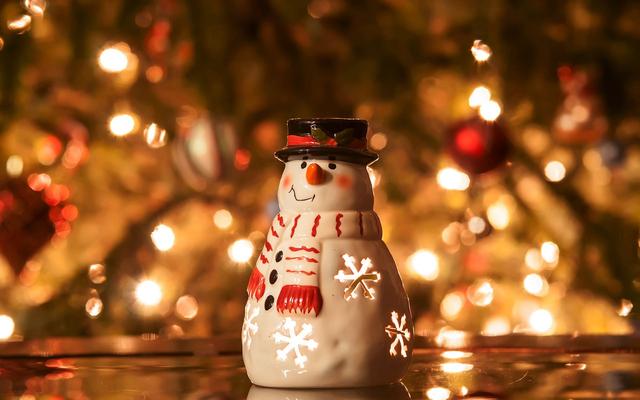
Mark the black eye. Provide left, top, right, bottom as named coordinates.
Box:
left=328, top=163, right=336, bottom=170
left=300, top=161, right=307, bottom=169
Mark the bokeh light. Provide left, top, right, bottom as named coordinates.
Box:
left=529, top=308, right=554, bottom=334
left=482, top=315, right=511, bottom=336
left=135, top=280, right=163, bottom=306
left=213, top=209, right=233, bottom=230
left=470, top=39, right=492, bottom=62
left=151, top=224, right=176, bottom=252
left=98, top=43, right=130, bottom=73
left=544, top=160, right=567, bottom=182
left=487, top=201, right=510, bottom=230
left=436, top=167, right=470, bottom=191
left=440, top=292, right=465, bottom=320
left=467, top=279, right=494, bottom=307
left=427, top=387, right=451, bottom=400
left=108, top=113, right=136, bottom=137
left=0, top=315, right=15, bottom=340
left=228, top=239, right=254, bottom=263
left=6, top=155, right=24, bottom=177
left=523, top=273, right=549, bottom=296
left=479, top=100, right=502, bottom=121
left=175, top=295, right=199, bottom=320
left=468, top=86, right=491, bottom=108
left=540, top=241, right=559, bottom=264
left=408, top=249, right=439, bottom=281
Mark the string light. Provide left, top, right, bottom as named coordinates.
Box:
left=529, top=308, right=554, bottom=334
left=108, top=113, right=137, bottom=137
left=487, top=200, right=510, bottom=230
left=135, top=280, right=163, bottom=306
left=479, top=100, right=502, bottom=121
left=0, top=315, right=15, bottom=340
left=468, top=86, right=492, bottom=108
left=6, top=155, right=23, bottom=177
left=467, top=279, right=494, bottom=307
left=482, top=316, right=511, bottom=336
left=544, top=160, right=566, bottom=182
left=213, top=209, right=233, bottom=230
left=523, top=273, right=549, bottom=296
left=540, top=241, right=559, bottom=264
left=408, top=249, right=439, bottom=281
left=427, top=387, right=451, bottom=400
left=470, top=39, right=492, bottom=62
left=150, top=224, right=175, bottom=252
left=175, top=295, right=199, bottom=320
left=618, top=299, right=633, bottom=317
left=440, top=292, right=465, bottom=320
left=436, top=167, right=470, bottom=191
left=98, top=43, right=131, bottom=73
left=228, top=239, right=254, bottom=263
left=143, top=123, right=168, bottom=148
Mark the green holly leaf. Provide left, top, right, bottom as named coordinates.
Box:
left=335, top=128, right=354, bottom=145
left=310, top=124, right=329, bottom=143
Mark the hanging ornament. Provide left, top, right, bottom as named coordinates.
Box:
left=446, top=117, right=510, bottom=174
left=552, top=66, right=607, bottom=144
left=0, top=177, right=74, bottom=275
left=172, top=111, right=237, bottom=191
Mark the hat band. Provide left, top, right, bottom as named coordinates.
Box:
left=286, top=134, right=367, bottom=150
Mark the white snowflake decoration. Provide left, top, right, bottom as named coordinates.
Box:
left=242, top=303, right=259, bottom=349
left=273, top=317, right=318, bottom=368
left=334, top=254, right=381, bottom=301
left=385, top=311, right=410, bottom=358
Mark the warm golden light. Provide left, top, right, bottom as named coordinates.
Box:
left=487, top=201, right=510, bottom=230
left=427, top=387, right=451, bottom=400
left=440, top=292, right=464, bottom=320
left=470, top=39, right=492, bottom=62
left=436, top=167, right=470, bottom=191
left=88, top=263, right=106, bottom=284
left=0, top=315, right=15, bottom=340
left=23, top=0, right=47, bottom=17
left=175, top=295, right=199, bottom=320
left=151, top=224, right=175, bottom=251
left=435, top=328, right=468, bottom=348
left=441, top=350, right=472, bottom=359
left=467, top=279, right=494, bottom=307
left=524, top=248, right=543, bottom=271
left=228, top=239, right=254, bottom=263
left=408, top=249, right=439, bottom=281
left=7, top=15, right=32, bottom=33
left=544, top=160, right=566, bottom=182
left=98, top=43, right=130, bottom=73
left=108, top=113, right=136, bottom=137
left=523, top=273, right=548, bottom=296
left=479, top=99, right=502, bottom=121
left=369, top=132, right=388, bottom=150
left=441, top=362, right=474, bottom=373
left=368, top=166, right=382, bottom=189
left=143, top=123, right=168, bottom=148
left=540, top=241, right=559, bottom=264
left=85, top=297, right=103, bottom=318
left=482, top=315, right=511, bottom=336
left=618, top=299, right=633, bottom=317
left=529, top=308, right=554, bottom=334
left=213, top=209, right=233, bottom=230
left=6, top=155, right=24, bottom=177
left=468, top=86, right=491, bottom=108
left=467, top=216, right=487, bottom=234
left=135, top=280, right=163, bottom=306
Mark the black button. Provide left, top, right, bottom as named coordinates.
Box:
left=264, top=295, right=274, bottom=310
left=275, top=251, right=283, bottom=262
left=269, top=269, right=278, bottom=284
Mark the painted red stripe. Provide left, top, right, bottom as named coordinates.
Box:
left=358, top=212, right=364, bottom=237
left=270, top=225, right=279, bottom=238
left=276, top=214, right=285, bottom=228
left=290, top=214, right=301, bottom=238
left=285, top=256, right=318, bottom=263
left=265, top=240, right=273, bottom=252
left=289, top=246, right=320, bottom=253
left=336, top=213, right=343, bottom=237
left=311, top=214, right=321, bottom=237
left=285, top=269, right=317, bottom=276
left=259, top=253, right=268, bottom=264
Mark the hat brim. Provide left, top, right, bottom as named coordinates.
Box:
left=274, top=146, right=378, bottom=165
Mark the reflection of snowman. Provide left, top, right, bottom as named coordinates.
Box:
left=243, top=118, right=413, bottom=388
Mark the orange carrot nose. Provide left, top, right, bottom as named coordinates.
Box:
left=306, top=163, right=325, bottom=185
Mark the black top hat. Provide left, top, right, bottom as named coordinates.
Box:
left=274, top=118, right=378, bottom=165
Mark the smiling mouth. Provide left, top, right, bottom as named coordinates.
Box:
left=289, top=186, right=315, bottom=202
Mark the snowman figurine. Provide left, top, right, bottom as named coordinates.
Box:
left=243, top=118, right=413, bottom=388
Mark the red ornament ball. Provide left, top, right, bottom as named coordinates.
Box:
left=446, top=117, right=510, bottom=174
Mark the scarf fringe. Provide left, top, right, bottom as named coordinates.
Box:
left=246, top=268, right=265, bottom=301
left=277, top=285, right=323, bottom=316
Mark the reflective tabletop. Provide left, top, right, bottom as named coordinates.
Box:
left=2, top=335, right=640, bottom=399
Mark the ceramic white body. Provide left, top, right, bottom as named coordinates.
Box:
left=242, top=156, right=413, bottom=388
left=247, top=383, right=410, bottom=400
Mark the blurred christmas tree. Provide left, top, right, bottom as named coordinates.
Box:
left=0, top=0, right=638, bottom=339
